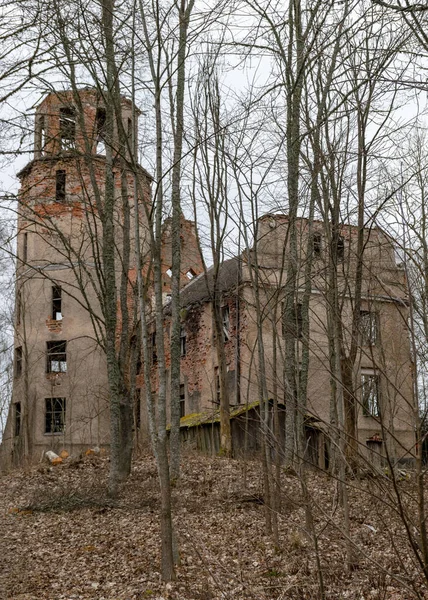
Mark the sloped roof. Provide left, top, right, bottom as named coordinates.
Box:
left=166, top=256, right=241, bottom=312
left=167, top=401, right=261, bottom=431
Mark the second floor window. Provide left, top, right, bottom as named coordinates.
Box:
left=336, top=235, right=345, bottom=262
left=361, top=372, right=380, bottom=417
left=312, top=232, right=322, bottom=256
left=52, top=285, right=62, bottom=320
left=46, top=340, right=67, bottom=373
left=15, top=346, right=22, bottom=378
left=360, top=311, right=378, bottom=345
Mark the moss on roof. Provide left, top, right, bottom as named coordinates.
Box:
left=167, top=400, right=261, bottom=431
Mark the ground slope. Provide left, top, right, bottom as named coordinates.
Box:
left=0, top=453, right=426, bottom=600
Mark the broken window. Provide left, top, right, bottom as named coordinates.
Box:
left=312, top=232, right=322, bottom=256
left=45, top=397, right=66, bottom=433
left=46, top=340, right=67, bottom=373
left=361, top=372, right=380, bottom=417
left=180, top=383, right=186, bottom=418
left=14, top=402, right=21, bottom=437
left=180, top=326, right=187, bottom=356
left=15, top=346, right=22, bottom=378
left=55, top=170, right=66, bottom=202
left=360, top=310, right=378, bottom=345
left=95, top=107, right=106, bottom=154
left=35, top=114, right=46, bottom=156
left=186, top=269, right=197, bottom=280
left=59, top=107, right=76, bottom=150
left=222, top=305, right=230, bottom=341
left=214, top=367, right=221, bottom=404
left=336, top=235, right=345, bottom=262
left=52, top=286, right=62, bottom=320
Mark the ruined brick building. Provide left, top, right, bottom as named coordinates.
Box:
left=0, top=88, right=416, bottom=470
left=0, top=88, right=152, bottom=467
left=155, top=215, right=416, bottom=468
left=0, top=88, right=204, bottom=469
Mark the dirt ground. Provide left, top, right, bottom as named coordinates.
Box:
left=0, top=452, right=427, bottom=600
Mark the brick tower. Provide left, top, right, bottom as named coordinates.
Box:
left=0, top=88, right=152, bottom=468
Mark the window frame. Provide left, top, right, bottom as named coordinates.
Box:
left=312, top=232, right=322, bottom=257
left=45, top=397, right=66, bottom=434
left=361, top=371, right=380, bottom=418
left=360, top=310, right=378, bottom=346
left=52, top=285, right=62, bottom=320
left=221, top=305, right=230, bottom=342
left=46, top=340, right=67, bottom=373
left=180, top=383, right=186, bottom=418
left=336, top=235, right=345, bottom=262
left=15, top=346, right=22, bottom=378
left=59, top=106, right=76, bottom=150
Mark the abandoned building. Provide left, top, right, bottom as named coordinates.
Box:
left=152, top=214, right=416, bottom=468
left=0, top=87, right=417, bottom=471
left=0, top=87, right=204, bottom=469
left=0, top=88, right=151, bottom=467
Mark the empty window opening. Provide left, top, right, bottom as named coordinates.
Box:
left=52, top=286, right=62, bottom=320
left=46, top=340, right=67, bottom=373
left=59, top=107, right=76, bottom=150
left=222, top=306, right=230, bottom=341
left=214, top=366, right=221, bottom=404
left=186, top=269, right=197, bottom=280
left=313, top=232, right=322, bottom=256
left=55, top=170, right=66, bottom=202
left=35, top=114, right=46, bottom=156
left=180, top=326, right=187, bottom=356
left=96, top=107, right=106, bottom=154
left=45, top=397, right=66, bottom=433
left=180, top=383, right=186, bottom=418
left=23, top=232, right=28, bottom=263
left=361, top=372, right=380, bottom=417
left=336, top=235, right=345, bottom=262
left=360, top=310, right=378, bottom=345
left=15, top=346, right=22, bottom=378
left=135, top=388, right=141, bottom=429
left=14, top=402, right=21, bottom=437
